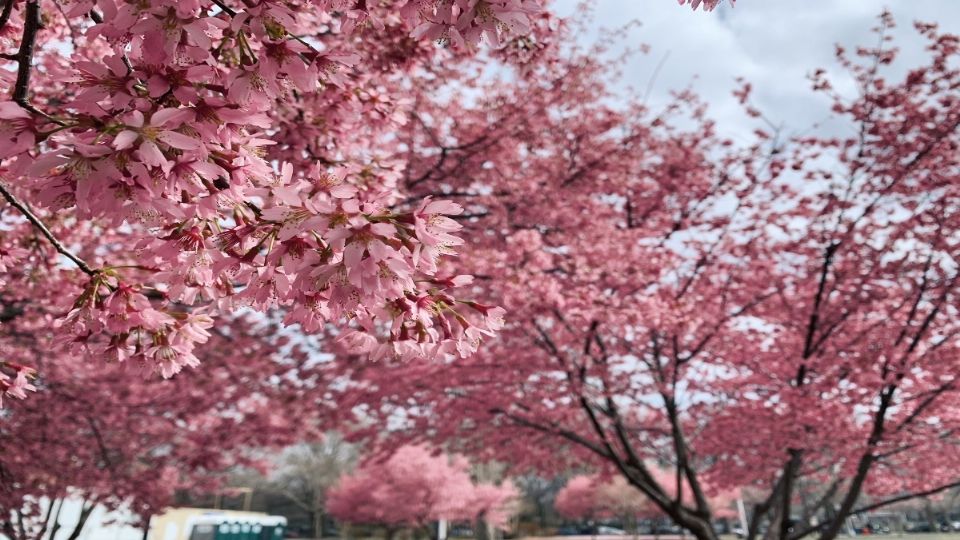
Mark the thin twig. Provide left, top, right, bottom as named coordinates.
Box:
left=0, top=182, right=97, bottom=275
left=210, top=0, right=318, bottom=59
left=209, top=0, right=237, bottom=16
left=87, top=10, right=136, bottom=75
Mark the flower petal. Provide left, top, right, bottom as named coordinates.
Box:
left=158, top=130, right=201, bottom=150
left=113, top=130, right=139, bottom=150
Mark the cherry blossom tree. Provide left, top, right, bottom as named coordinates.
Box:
left=326, top=445, right=517, bottom=540
left=0, top=0, right=559, bottom=406
left=323, top=10, right=960, bottom=540
left=556, top=472, right=736, bottom=532
left=0, top=293, right=324, bottom=540
left=554, top=476, right=601, bottom=523
left=0, top=0, right=735, bottom=533
left=677, top=0, right=732, bottom=11
left=555, top=475, right=656, bottom=527
left=233, top=435, right=359, bottom=539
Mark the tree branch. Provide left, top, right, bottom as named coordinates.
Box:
left=8, top=0, right=67, bottom=126
left=791, top=480, right=960, bottom=540
left=209, top=0, right=237, bottom=16
left=816, top=384, right=895, bottom=540
left=0, top=0, right=14, bottom=34
left=12, top=0, right=39, bottom=105
left=0, top=182, right=97, bottom=275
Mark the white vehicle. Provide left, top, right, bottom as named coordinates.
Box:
left=149, top=508, right=286, bottom=540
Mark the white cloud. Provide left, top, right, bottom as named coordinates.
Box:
left=552, top=0, right=960, bottom=140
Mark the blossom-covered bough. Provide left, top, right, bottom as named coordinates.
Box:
left=0, top=0, right=551, bottom=400
left=324, top=10, right=960, bottom=540
left=0, top=305, right=326, bottom=538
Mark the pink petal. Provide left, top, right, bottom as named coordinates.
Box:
left=138, top=140, right=167, bottom=168
left=0, top=102, right=31, bottom=119
left=113, top=130, right=139, bottom=150
left=158, top=130, right=201, bottom=150
left=151, top=107, right=190, bottom=127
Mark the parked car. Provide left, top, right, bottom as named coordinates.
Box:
left=652, top=524, right=684, bottom=535
left=448, top=526, right=474, bottom=537
left=596, top=526, right=626, bottom=536
left=904, top=522, right=935, bottom=533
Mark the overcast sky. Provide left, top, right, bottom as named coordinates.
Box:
left=552, top=0, right=960, bottom=142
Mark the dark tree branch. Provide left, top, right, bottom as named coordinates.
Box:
left=7, top=0, right=68, bottom=125
left=0, top=0, right=14, bottom=34
left=895, top=380, right=956, bottom=433
left=817, top=384, right=895, bottom=540
left=778, top=450, right=803, bottom=540
left=0, top=182, right=97, bottom=275
left=489, top=407, right=614, bottom=462
left=209, top=0, right=237, bottom=16
left=803, top=241, right=840, bottom=360
left=791, top=480, right=960, bottom=540
left=12, top=1, right=38, bottom=104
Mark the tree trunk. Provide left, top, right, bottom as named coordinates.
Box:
left=15, top=510, right=27, bottom=540
left=924, top=498, right=939, bottom=533
left=313, top=508, right=324, bottom=539
left=141, top=515, right=152, bottom=540
left=65, top=502, right=95, bottom=540
left=778, top=451, right=801, bottom=540
left=3, top=520, right=19, bottom=540
left=618, top=467, right=717, bottom=540
left=384, top=527, right=397, bottom=540
left=473, top=516, right=491, bottom=540
left=36, top=498, right=59, bottom=540
left=48, top=498, right=65, bottom=540
left=745, top=504, right=764, bottom=540
left=307, top=511, right=316, bottom=539
left=623, top=514, right=638, bottom=540
left=817, top=387, right=894, bottom=540
left=678, top=515, right=718, bottom=540
left=763, top=504, right=783, bottom=540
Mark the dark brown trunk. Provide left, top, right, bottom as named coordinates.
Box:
left=474, top=514, right=491, bottom=540
left=311, top=490, right=325, bottom=540
left=746, top=503, right=766, bottom=540
left=924, top=499, right=938, bottom=533
left=3, top=520, right=18, bottom=540
left=817, top=386, right=894, bottom=540
left=15, top=510, right=27, bottom=540
left=684, top=518, right=719, bottom=540
left=36, top=498, right=59, bottom=540
left=65, top=502, right=95, bottom=540
left=141, top=515, right=152, bottom=540
left=48, top=498, right=65, bottom=540
left=622, top=478, right=717, bottom=540
left=778, top=450, right=802, bottom=540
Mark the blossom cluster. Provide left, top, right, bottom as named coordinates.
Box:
left=0, top=0, right=540, bottom=380
left=0, top=361, right=36, bottom=406
left=678, top=0, right=733, bottom=11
